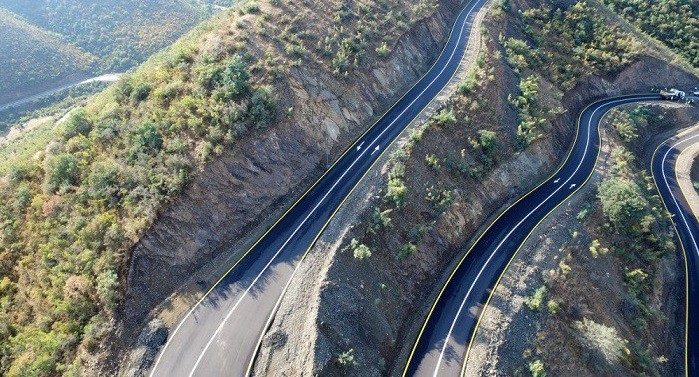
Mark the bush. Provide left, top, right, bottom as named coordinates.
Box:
left=425, top=154, right=440, bottom=170
left=350, top=239, right=372, bottom=260
left=597, top=177, right=648, bottom=230
left=130, top=82, right=152, bottom=104
left=524, top=286, right=546, bottom=311
left=337, top=348, right=357, bottom=366
left=376, top=41, right=389, bottom=58
left=573, top=318, right=626, bottom=366
left=85, top=161, right=120, bottom=206
left=547, top=300, right=560, bottom=314
left=398, top=242, right=417, bottom=259
left=529, top=359, right=546, bottom=377
left=43, top=153, right=80, bottom=193
left=96, top=270, right=119, bottom=312
left=433, top=109, right=457, bottom=127
left=385, top=178, right=408, bottom=207
left=61, top=108, right=92, bottom=140
left=588, top=239, right=609, bottom=258
left=368, top=208, right=392, bottom=234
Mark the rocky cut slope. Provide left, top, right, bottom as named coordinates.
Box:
left=0, top=0, right=473, bottom=374
left=249, top=0, right=699, bottom=375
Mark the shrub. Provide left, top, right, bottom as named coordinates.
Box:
left=524, top=286, right=546, bottom=311
left=547, top=300, right=560, bottom=314
left=433, top=109, right=457, bottom=127
left=385, top=178, right=408, bottom=207
left=130, top=82, right=152, bottom=104
left=61, top=108, right=92, bottom=140
left=368, top=208, right=392, bottom=234
left=337, top=348, right=357, bottom=366
left=588, top=239, right=609, bottom=258
left=350, top=239, right=372, bottom=260
left=597, top=176, right=648, bottom=230
left=43, top=153, right=80, bottom=193
left=85, top=161, right=120, bottom=206
left=470, top=129, right=497, bottom=155
left=376, top=41, right=389, bottom=58
left=398, top=242, right=417, bottom=259
left=573, top=318, right=626, bottom=366
left=529, top=359, right=546, bottom=377
left=425, top=154, right=440, bottom=170
left=96, top=270, right=120, bottom=312
left=425, top=185, right=454, bottom=213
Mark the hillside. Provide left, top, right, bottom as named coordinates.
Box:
left=0, top=1, right=213, bottom=108
left=601, top=0, right=699, bottom=67
left=0, top=0, right=209, bottom=71
left=0, top=8, right=96, bottom=103
left=248, top=0, right=699, bottom=375
left=0, top=0, right=462, bottom=374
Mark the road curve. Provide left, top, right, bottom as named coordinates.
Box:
left=652, top=127, right=699, bottom=376
left=402, top=94, right=663, bottom=377
left=149, top=0, right=489, bottom=375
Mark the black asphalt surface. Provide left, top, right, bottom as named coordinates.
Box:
left=403, top=94, right=663, bottom=376
left=652, top=128, right=699, bottom=376
left=149, top=0, right=488, bottom=375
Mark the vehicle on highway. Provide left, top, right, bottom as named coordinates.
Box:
left=661, top=88, right=686, bottom=100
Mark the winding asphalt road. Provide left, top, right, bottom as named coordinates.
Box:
left=149, top=0, right=488, bottom=375
left=402, top=94, right=664, bottom=376
left=652, top=127, right=699, bottom=376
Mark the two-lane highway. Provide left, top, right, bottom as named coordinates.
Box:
left=149, top=0, right=489, bottom=375
left=403, top=94, right=663, bottom=376
left=652, top=128, right=699, bottom=376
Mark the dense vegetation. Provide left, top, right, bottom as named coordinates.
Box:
left=0, top=0, right=209, bottom=71
left=0, top=0, right=439, bottom=374
left=0, top=8, right=95, bottom=96
left=601, top=0, right=699, bottom=67
left=500, top=0, right=638, bottom=149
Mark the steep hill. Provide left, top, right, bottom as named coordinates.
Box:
left=0, top=8, right=96, bottom=103
left=0, top=0, right=462, bottom=374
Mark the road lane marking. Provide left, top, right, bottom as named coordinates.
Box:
left=429, top=96, right=656, bottom=376
left=652, top=129, right=699, bottom=377
left=357, top=141, right=365, bottom=151
left=660, top=134, right=699, bottom=255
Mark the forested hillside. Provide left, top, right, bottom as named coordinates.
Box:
left=0, top=8, right=95, bottom=97
left=0, top=0, right=443, bottom=374
left=0, top=0, right=209, bottom=71
left=602, top=0, right=699, bottom=67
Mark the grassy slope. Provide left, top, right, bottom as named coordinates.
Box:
left=0, top=8, right=95, bottom=94
left=0, top=0, right=439, bottom=374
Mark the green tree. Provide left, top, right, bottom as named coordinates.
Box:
left=61, top=108, right=92, bottom=140
left=44, top=153, right=80, bottom=193
left=597, top=177, right=648, bottom=230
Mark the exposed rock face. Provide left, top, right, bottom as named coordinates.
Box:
left=116, top=0, right=464, bottom=370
